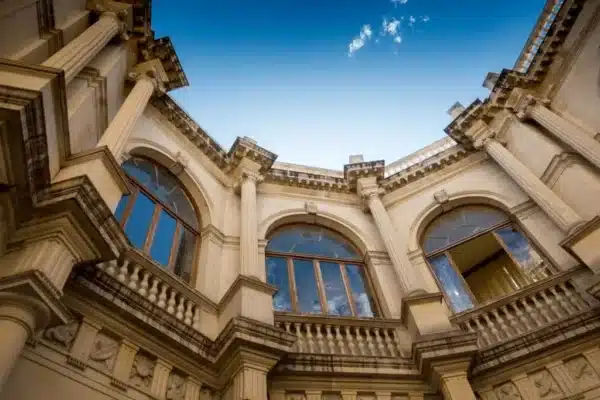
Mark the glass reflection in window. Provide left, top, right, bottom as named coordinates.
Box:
left=265, top=224, right=377, bottom=317
left=114, top=157, right=199, bottom=282
left=429, top=254, right=474, bottom=313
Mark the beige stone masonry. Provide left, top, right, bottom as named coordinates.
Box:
left=151, top=358, right=172, bottom=399
left=184, top=378, right=202, bottom=400
left=305, top=390, right=322, bottom=400
left=111, top=339, right=138, bottom=388
left=42, top=1, right=132, bottom=84
left=440, top=371, right=477, bottom=400
left=514, top=89, right=600, bottom=170
left=67, top=318, right=102, bottom=369
left=466, top=120, right=585, bottom=233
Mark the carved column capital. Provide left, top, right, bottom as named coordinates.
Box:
left=87, top=0, right=133, bottom=38
left=514, top=93, right=538, bottom=121
left=127, top=71, right=166, bottom=96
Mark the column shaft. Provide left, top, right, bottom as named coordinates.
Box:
left=42, top=13, right=121, bottom=84
left=239, top=176, right=260, bottom=279
left=97, top=75, right=155, bottom=159
left=529, top=104, right=600, bottom=169
left=484, top=138, right=584, bottom=233
left=368, top=194, right=422, bottom=294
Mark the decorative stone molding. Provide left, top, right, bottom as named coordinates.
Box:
left=228, top=136, right=278, bottom=175
left=344, top=160, right=385, bottom=190
left=138, top=36, right=189, bottom=91
left=87, top=0, right=134, bottom=38
left=88, top=331, right=119, bottom=372
left=130, top=352, right=155, bottom=389
left=540, top=152, right=579, bottom=187
left=44, top=320, right=80, bottom=349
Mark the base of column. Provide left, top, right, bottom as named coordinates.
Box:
left=561, top=216, right=600, bottom=275
left=218, top=275, right=277, bottom=331
left=53, top=146, right=131, bottom=212
left=401, top=292, right=455, bottom=337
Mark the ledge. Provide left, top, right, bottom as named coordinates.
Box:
left=217, top=274, right=277, bottom=315
left=274, top=312, right=405, bottom=329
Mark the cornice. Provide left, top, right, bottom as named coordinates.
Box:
left=138, top=36, right=188, bottom=91
left=264, top=167, right=351, bottom=193
left=227, top=136, right=277, bottom=175
left=344, top=160, right=385, bottom=190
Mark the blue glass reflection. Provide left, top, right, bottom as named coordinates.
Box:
left=114, top=195, right=129, bottom=222
left=149, top=211, right=177, bottom=266
left=320, top=262, right=352, bottom=316
left=293, top=259, right=322, bottom=314
left=267, top=225, right=360, bottom=260
left=495, top=226, right=545, bottom=280
left=266, top=257, right=292, bottom=312
left=345, top=264, right=375, bottom=317
left=428, top=254, right=474, bottom=313
left=124, top=193, right=155, bottom=249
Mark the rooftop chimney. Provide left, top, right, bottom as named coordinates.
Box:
left=349, top=154, right=364, bottom=164
left=482, top=72, right=500, bottom=91
left=447, top=102, right=466, bottom=120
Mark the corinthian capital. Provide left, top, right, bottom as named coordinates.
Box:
left=464, top=119, right=499, bottom=149
left=87, top=0, right=133, bottom=36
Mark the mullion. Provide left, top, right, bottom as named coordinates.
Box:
left=168, top=222, right=183, bottom=271
left=266, top=250, right=362, bottom=265
left=313, top=260, right=328, bottom=314
left=444, top=250, right=479, bottom=306
left=339, top=263, right=357, bottom=317
left=287, top=257, right=299, bottom=313
left=143, top=203, right=162, bottom=253
left=120, top=188, right=139, bottom=227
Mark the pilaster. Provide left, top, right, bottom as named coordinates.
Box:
left=439, top=371, right=476, bottom=400
left=111, top=339, right=139, bottom=389
left=67, top=318, right=102, bottom=369
left=341, top=390, right=357, bottom=400
left=150, top=358, right=173, bottom=399
left=305, top=390, right=322, bottom=400
left=184, top=378, right=202, bottom=400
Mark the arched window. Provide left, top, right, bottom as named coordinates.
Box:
left=266, top=224, right=377, bottom=317
left=114, top=157, right=199, bottom=281
left=422, top=206, right=554, bottom=313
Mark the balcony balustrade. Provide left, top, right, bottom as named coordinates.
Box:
left=451, top=268, right=596, bottom=347
left=274, top=314, right=410, bottom=357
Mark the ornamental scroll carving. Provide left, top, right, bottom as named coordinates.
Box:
left=130, top=353, right=155, bottom=388
left=565, top=357, right=599, bottom=388
left=166, top=371, right=186, bottom=400
left=495, top=382, right=522, bottom=400
left=88, top=332, right=119, bottom=372
left=44, top=321, right=79, bottom=349
left=531, top=370, right=562, bottom=398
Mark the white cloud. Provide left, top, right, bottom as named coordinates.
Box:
left=393, top=35, right=403, bottom=44
left=382, top=17, right=401, bottom=36
left=422, top=15, right=430, bottom=22
left=348, top=24, right=373, bottom=56
left=408, top=15, right=416, bottom=27
left=391, top=0, right=408, bottom=7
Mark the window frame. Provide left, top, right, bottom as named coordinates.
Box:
left=117, top=167, right=200, bottom=279
left=422, top=209, right=556, bottom=313
left=266, top=225, right=380, bottom=318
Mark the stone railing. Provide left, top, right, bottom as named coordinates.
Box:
left=96, top=249, right=217, bottom=333
left=451, top=268, right=595, bottom=348
left=274, top=314, right=410, bottom=357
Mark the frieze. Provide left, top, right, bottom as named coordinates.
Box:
left=88, top=331, right=119, bottom=372
left=130, top=352, right=155, bottom=389
left=44, top=320, right=80, bottom=349
left=565, top=356, right=599, bottom=388
left=166, top=371, right=186, bottom=400
left=530, top=370, right=562, bottom=398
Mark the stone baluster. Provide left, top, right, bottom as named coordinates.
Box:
left=374, top=327, right=386, bottom=356
left=42, top=1, right=131, bottom=84
left=294, top=323, right=305, bottom=353
left=325, top=325, right=335, bottom=354
left=354, top=326, right=366, bottom=355
left=515, top=91, right=600, bottom=170
left=345, top=326, right=357, bottom=355
left=365, top=327, right=376, bottom=356
left=335, top=326, right=346, bottom=354
left=383, top=329, right=396, bottom=356
left=315, top=324, right=325, bottom=353
left=305, top=324, right=315, bottom=353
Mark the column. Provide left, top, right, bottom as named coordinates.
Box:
left=42, top=8, right=128, bottom=84
left=96, top=72, right=158, bottom=159
left=517, top=94, right=600, bottom=170
left=150, top=359, right=172, bottom=399
left=228, top=366, right=269, bottom=399
left=0, top=294, right=49, bottom=389
left=483, top=137, right=585, bottom=233
left=358, top=179, right=424, bottom=295
left=440, top=372, right=477, bottom=400
left=239, top=170, right=262, bottom=279
left=68, top=318, right=102, bottom=368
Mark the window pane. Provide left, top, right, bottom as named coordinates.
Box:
left=423, top=206, right=507, bottom=254
left=173, top=227, right=195, bottom=281
left=267, top=225, right=360, bottom=260
left=122, top=157, right=198, bottom=230
left=293, top=259, right=322, bottom=314
left=149, top=211, right=177, bottom=266
left=495, top=226, right=550, bottom=282
left=124, top=193, right=155, bottom=249
left=114, top=195, right=129, bottom=223
left=266, top=257, right=293, bottom=312
left=428, top=254, right=474, bottom=313
left=319, top=262, right=352, bottom=316
left=345, top=264, right=375, bottom=317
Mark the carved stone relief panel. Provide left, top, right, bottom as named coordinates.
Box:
left=166, top=371, right=186, bottom=400
left=87, top=331, right=119, bottom=372
left=44, top=320, right=80, bottom=350
left=130, top=352, right=155, bottom=389
left=530, top=370, right=562, bottom=399
left=495, top=382, right=522, bottom=400
left=565, top=356, right=600, bottom=389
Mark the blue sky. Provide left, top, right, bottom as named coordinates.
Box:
left=152, top=0, right=545, bottom=170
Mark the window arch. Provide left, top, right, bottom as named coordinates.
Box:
left=266, top=224, right=377, bottom=317
left=422, top=205, right=554, bottom=313
left=114, top=156, right=199, bottom=281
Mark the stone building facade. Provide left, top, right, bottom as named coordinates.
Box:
left=1, top=0, right=600, bottom=399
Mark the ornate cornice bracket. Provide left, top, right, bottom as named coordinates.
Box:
left=344, top=160, right=385, bottom=195
left=356, top=176, right=384, bottom=212
left=129, top=59, right=170, bottom=96
left=228, top=136, right=277, bottom=176
left=464, top=120, right=501, bottom=149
